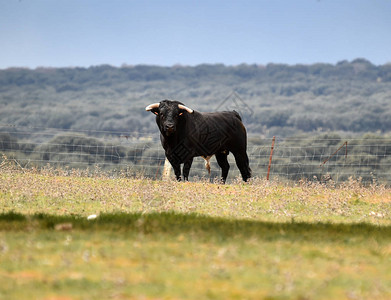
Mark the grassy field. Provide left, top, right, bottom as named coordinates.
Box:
left=0, top=163, right=391, bottom=299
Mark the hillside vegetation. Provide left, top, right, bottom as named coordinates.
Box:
left=1, top=58, right=391, bottom=137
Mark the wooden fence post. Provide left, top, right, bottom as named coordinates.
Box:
left=267, top=136, right=276, bottom=181
left=162, top=158, right=171, bottom=180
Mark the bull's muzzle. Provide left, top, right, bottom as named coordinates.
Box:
left=164, top=124, right=175, bottom=134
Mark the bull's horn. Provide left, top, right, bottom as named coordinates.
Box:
left=145, top=103, right=160, bottom=111
left=178, top=104, right=194, bottom=114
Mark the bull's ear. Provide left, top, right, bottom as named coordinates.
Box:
left=145, top=103, right=160, bottom=115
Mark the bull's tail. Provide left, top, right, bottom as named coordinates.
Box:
left=202, top=155, right=213, bottom=174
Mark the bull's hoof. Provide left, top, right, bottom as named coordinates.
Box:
left=219, top=178, right=226, bottom=184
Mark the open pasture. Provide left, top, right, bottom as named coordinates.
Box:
left=1, top=166, right=391, bottom=299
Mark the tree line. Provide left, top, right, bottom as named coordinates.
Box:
left=0, top=58, right=391, bottom=138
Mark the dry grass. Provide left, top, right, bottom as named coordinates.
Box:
left=1, top=157, right=391, bottom=299
left=1, top=157, right=390, bottom=225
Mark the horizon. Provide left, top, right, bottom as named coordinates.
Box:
left=1, top=57, right=388, bottom=71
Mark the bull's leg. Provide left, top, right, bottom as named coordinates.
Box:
left=215, top=152, right=230, bottom=183
left=233, top=151, right=252, bottom=182
left=173, top=164, right=182, bottom=181
left=167, top=156, right=182, bottom=181
left=182, top=158, right=193, bottom=181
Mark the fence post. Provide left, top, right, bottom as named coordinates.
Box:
left=267, top=136, right=276, bottom=181
left=162, top=158, right=171, bottom=180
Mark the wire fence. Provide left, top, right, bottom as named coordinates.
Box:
left=1, top=124, right=391, bottom=184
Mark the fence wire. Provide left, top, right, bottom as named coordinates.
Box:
left=1, top=125, right=390, bottom=183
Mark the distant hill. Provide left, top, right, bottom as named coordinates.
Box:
left=1, top=58, right=391, bottom=137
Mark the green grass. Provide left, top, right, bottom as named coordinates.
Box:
left=0, top=167, right=391, bottom=299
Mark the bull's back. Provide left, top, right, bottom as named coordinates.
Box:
left=200, top=111, right=246, bottom=134
left=200, top=111, right=242, bottom=124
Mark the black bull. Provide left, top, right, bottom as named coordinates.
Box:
left=146, top=100, right=252, bottom=183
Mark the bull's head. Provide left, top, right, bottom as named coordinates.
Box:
left=145, top=100, right=194, bottom=136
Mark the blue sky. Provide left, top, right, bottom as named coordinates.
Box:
left=1, top=0, right=390, bottom=69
